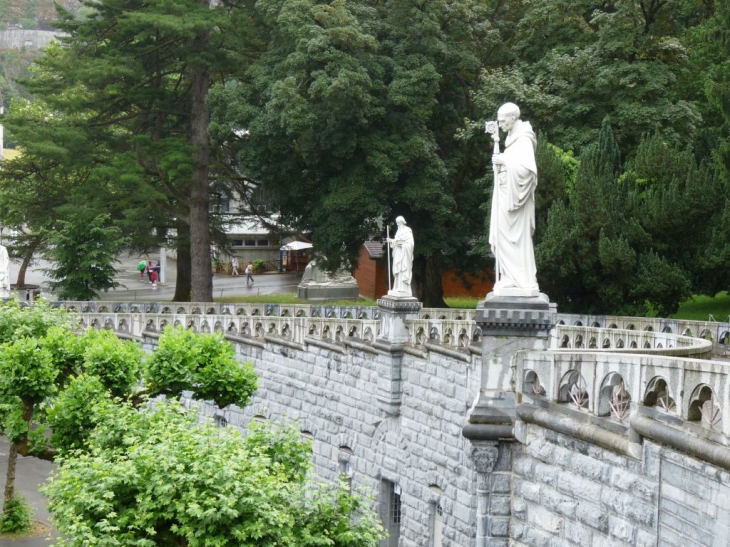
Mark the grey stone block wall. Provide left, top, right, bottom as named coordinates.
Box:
left=512, top=424, right=657, bottom=546
left=214, top=339, right=482, bottom=547
left=513, top=423, right=730, bottom=547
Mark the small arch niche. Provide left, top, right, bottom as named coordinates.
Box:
left=558, top=370, right=589, bottom=409
left=523, top=370, right=546, bottom=396
left=688, top=384, right=721, bottom=429
left=643, top=377, right=675, bottom=413
left=597, top=372, right=630, bottom=421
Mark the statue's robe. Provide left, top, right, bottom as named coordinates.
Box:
left=488, top=120, right=539, bottom=293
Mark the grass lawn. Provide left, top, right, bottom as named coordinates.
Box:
left=215, top=293, right=378, bottom=306
left=671, top=291, right=730, bottom=322
left=215, top=294, right=483, bottom=309
left=213, top=292, right=730, bottom=320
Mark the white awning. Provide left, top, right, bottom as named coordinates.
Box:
left=280, top=241, right=313, bottom=251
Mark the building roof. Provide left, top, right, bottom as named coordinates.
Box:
left=363, top=240, right=384, bottom=259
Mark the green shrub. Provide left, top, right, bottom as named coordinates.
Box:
left=253, top=259, right=267, bottom=273
left=0, top=496, right=32, bottom=533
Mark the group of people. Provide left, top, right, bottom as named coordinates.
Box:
left=230, top=256, right=255, bottom=285
left=137, top=259, right=161, bottom=289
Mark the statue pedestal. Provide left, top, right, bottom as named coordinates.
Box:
left=297, top=283, right=359, bottom=301
left=466, top=291, right=557, bottom=439
left=373, top=296, right=422, bottom=417
left=376, top=295, right=421, bottom=344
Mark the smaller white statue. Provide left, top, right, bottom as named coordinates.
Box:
left=386, top=216, right=414, bottom=297
left=300, top=259, right=357, bottom=286
left=0, top=245, right=10, bottom=298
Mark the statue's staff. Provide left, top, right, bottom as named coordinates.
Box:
left=386, top=225, right=392, bottom=293
left=485, top=120, right=500, bottom=286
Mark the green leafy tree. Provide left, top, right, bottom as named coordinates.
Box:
left=0, top=337, right=56, bottom=531
left=534, top=120, right=725, bottom=316
left=0, top=302, right=262, bottom=534
left=211, top=0, right=495, bottom=306
left=44, top=401, right=384, bottom=547
left=475, top=0, right=702, bottom=158
left=43, top=211, right=126, bottom=300
left=145, top=325, right=258, bottom=409
left=14, top=0, right=263, bottom=302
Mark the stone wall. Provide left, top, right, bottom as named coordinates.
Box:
left=512, top=423, right=730, bottom=546
left=76, top=303, right=730, bottom=547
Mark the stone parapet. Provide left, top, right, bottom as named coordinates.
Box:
left=476, top=292, right=557, bottom=337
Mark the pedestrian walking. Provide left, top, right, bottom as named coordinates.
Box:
left=231, top=255, right=239, bottom=276
left=137, top=259, right=147, bottom=281
left=146, top=262, right=154, bottom=283
left=245, top=262, right=254, bottom=285
left=151, top=268, right=158, bottom=290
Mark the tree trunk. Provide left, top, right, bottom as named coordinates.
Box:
left=3, top=400, right=33, bottom=511
left=414, top=256, right=446, bottom=308
left=14, top=236, right=43, bottom=288
left=188, top=12, right=213, bottom=303
left=2, top=441, right=18, bottom=510
left=173, top=220, right=192, bottom=302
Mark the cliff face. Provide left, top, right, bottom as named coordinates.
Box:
left=0, top=29, right=64, bottom=50
left=1, top=0, right=81, bottom=29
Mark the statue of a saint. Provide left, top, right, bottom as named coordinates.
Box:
left=488, top=102, right=540, bottom=297
left=0, top=245, right=10, bottom=298
left=387, top=216, right=414, bottom=297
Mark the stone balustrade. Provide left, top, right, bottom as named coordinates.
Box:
left=27, top=300, right=730, bottom=546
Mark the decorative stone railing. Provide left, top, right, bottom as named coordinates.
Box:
left=552, top=325, right=713, bottom=359
left=65, top=302, right=716, bottom=358
left=58, top=301, right=730, bottom=344
left=74, top=312, right=483, bottom=356
left=518, top=347, right=730, bottom=466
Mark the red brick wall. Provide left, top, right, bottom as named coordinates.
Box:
left=354, top=246, right=494, bottom=300
left=353, top=247, right=389, bottom=299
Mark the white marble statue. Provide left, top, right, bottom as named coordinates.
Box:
left=386, top=216, right=414, bottom=297
left=488, top=102, right=540, bottom=297
left=300, top=259, right=357, bottom=286
left=0, top=245, right=10, bottom=298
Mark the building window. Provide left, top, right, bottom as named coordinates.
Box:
left=379, top=480, right=401, bottom=547
left=257, top=239, right=269, bottom=247
left=232, top=239, right=243, bottom=247
left=244, top=240, right=256, bottom=246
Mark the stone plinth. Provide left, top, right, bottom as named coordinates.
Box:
left=475, top=292, right=556, bottom=338
left=376, top=295, right=422, bottom=344
left=374, top=296, right=422, bottom=417
left=296, top=283, right=360, bottom=301
left=466, top=291, right=558, bottom=439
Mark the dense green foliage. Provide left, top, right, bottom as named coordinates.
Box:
left=44, top=402, right=383, bottom=547
left=2, top=0, right=730, bottom=311
left=0, top=495, right=31, bottom=533
left=145, top=325, right=258, bottom=409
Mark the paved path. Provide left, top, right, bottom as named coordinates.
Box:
left=9, top=254, right=302, bottom=302
left=0, top=438, right=57, bottom=547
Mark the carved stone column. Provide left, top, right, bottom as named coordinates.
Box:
left=464, top=292, right=556, bottom=546
left=472, top=443, right=499, bottom=547
left=374, top=296, right=422, bottom=416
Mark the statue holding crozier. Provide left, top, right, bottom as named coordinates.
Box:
left=486, top=102, right=540, bottom=297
